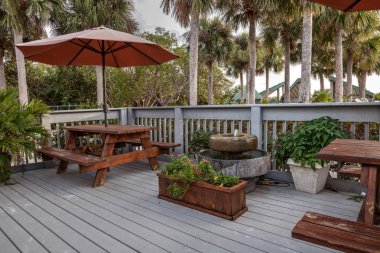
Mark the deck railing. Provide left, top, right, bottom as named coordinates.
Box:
left=28, top=103, right=380, bottom=169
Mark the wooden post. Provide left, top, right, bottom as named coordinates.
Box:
left=250, top=106, right=263, bottom=150
left=127, top=108, right=135, bottom=125
left=119, top=108, right=128, bottom=125
left=174, top=107, right=184, bottom=154
left=364, top=165, right=379, bottom=225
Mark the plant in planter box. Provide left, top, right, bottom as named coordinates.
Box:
left=0, top=88, right=48, bottom=184
left=158, top=154, right=247, bottom=220
left=274, top=116, right=349, bottom=193
left=162, top=154, right=240, bottom=199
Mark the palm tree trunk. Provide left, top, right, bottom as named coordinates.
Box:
left=248, top=15, right=257, bottom=104
left=335, top=26, right=344, bottom=102
left=245, top=69, right=249, bottom=103
left=346, top=50, right=353, bottom=102
left=319, top=73, right=324, bottom=90
left=95, top=66, right=104, bottom=106
left=0, top=49, right=6, bottom=90
left=240, top=70, right=244, bottom=104
left=265, top=66, right=269, bottom=100
left=189, top=10, right=200, bottom=106
left=358, top=72, right=367, bottom=99
left=13, top=29, right=28, bottom=104
left=300, top=1, right=312, bottom=103
left=284, top=37, right=291, bottom=103
left=206, top=61, right=214, bottom=104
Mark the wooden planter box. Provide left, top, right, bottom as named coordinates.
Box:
left=157, top=173, right=248, bottom=220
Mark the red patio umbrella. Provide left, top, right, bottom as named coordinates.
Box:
left=308, top=0, right=380, bottom=12
left=16, top=26, right=178, bottom=126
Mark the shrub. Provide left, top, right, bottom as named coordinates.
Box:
left=274, top=117, right=349, bottom=169
left=0, top=88, right=48, bottom=184
left=188, top=130, right=216, bottom=155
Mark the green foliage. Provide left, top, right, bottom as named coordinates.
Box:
left=0, top=88, right=48, bottom=183
left=188, top=130, right=216, bottom=155
left=348, top=194, right=364, bottom=203
left=162, top=154, right=240, bottom=199
left=374, top=93, right=380, bottom=101
left=275, top=117, right=349, bottom=169
left=311, top=90, right=333, bottom=103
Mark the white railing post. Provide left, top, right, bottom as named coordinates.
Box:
left=250, top=106, right=263, bottom=150
left=127, top=108, right=135, bottom=125
left=174, top=107, right=184, bottom=154
left=119, top=108, right=128, bottom=125
left=41, top=113, right=52, bottom=147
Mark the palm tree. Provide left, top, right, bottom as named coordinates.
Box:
left=261, top=0, right=301, bottom=103
left=161, top=0, right=213, bottom=106
left=1, top=0, right=61, bottom=105
left=0, top=11, right=11, bottom=90
left=51, top=0, right=138, bottom=106
left=198, top=18, right=233, bottom=104
left=353, top=35, right=380, bottom=99
left=257, top=38, right=284, bottom=100
left=299, top=0, right=315, bottom=103
left=343, top=11, right=379, bottom=101
left=226, top=33, right=249, bottom=104
left=318, top=9, right=350, bottom=102
left=217, top=0, right=277, bottom=104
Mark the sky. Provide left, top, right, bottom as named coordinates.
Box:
left=134, top=1, right=380, bottom=95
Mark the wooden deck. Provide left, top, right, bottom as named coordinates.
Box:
left=0, top=162, right=361, bottom=253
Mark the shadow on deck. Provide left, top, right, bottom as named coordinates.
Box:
left=0, top=161, right=361, bottom=253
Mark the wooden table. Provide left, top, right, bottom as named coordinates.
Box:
left=61, top=124, right=159, bottom=187
left=317, top=139, right=380, bottom=225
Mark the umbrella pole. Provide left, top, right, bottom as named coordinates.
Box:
left=102, top=41, right=108, bottom=127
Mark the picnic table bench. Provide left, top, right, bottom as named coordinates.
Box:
left=38, top=125, right=180, bottom=187
left=292, top=212, right=380, bottom=253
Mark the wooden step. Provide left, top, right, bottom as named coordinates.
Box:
left=339, top=165, right=362, bottom=178
left=292, top=212, right=380, bottom=253
left=37, top=147, right=104, bottom=166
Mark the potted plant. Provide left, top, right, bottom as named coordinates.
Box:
left=0, top=88, right=48, bottom=184
left=157, top=154, right=247, bottom=220
left=275, top=117, right=349, bottom=194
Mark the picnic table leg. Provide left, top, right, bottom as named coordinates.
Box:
left=57, top=131, right=76, bottom=174
left=93, top=136, right=114, bottom=187
left=140, top=137, right=159, bottom=170
left=363, top=165, right=379, bottom=225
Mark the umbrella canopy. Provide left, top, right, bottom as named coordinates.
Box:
left=16, top=26, right=178, bottom=126
left=308, top=0, right=380, bottom=12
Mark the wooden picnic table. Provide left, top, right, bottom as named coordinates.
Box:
left=60, top=124, right=159, bottom=187
left=317, top=139, right=380, bottom=225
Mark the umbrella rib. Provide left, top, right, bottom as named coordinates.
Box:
left=107, top=41, right=120, bottom=67
left=105, top=41, right=118, bottom=54
left=345, top=0, right=361, bottom=11
left=107, top=43, right=133, bottom=54
left=70, top=40, right=101, bottom=54
left=68, top=39, right=94, bottom=65
left=128, top=43, right=161, bottom=64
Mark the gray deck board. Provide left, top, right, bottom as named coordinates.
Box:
left=0, top=161, right=361, bottom=253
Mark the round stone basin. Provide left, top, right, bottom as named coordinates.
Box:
left=198, top=149, right=271, bottom=178
left=209, top=134, right=258, bottom=153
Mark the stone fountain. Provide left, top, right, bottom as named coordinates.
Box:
left=198, top=130, right=271, bottom=192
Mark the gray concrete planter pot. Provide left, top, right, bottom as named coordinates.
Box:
left=288, top=159, right=330, bottom=194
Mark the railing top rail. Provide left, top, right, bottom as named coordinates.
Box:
left=129, top=102, right=380, bottom=110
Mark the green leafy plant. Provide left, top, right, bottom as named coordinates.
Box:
left=274, top=117, right=349, bottom=169
left=0, top=88, right=49, bottom=184
left=373, top=93, right=380, bottom=101
left=188, top=130, right=216, bottom=155
left=162, top=154, right=240, bottom=199
left=311, top=90, right=333, bottom=103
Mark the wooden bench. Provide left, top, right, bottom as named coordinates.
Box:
left=292, top=212, right=380, bottom=253
left=339, top=165, right=362, bottom=179
left=38, top=147, right=104, bottom=166
left=125, top=139, right=181, bottom=155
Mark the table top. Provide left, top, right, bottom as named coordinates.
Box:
left=64, top=124, right=156, bottom=135
left=316, top=139, right=380, bottom=166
